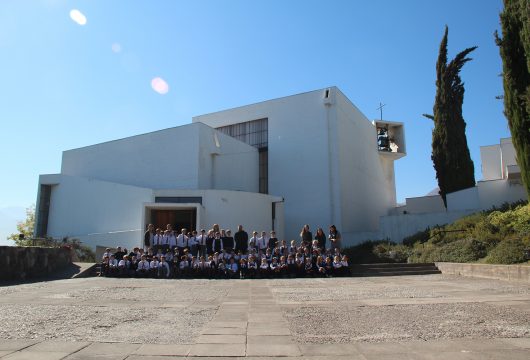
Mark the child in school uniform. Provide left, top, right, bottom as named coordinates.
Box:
left=227, top=257, right=239, bottom=279
left=279, top=256, right=288, bottom=277
left=269, top=257, right=280, bottom=278
left=317, top=256, right=326, bottom=277
left=136, top=255, right=150, bottom=277
left=333, top=255, right=343, bottom=276
left=108, top=255, right=118, bottom=277
left=304, top=258, right=314, bottom=277
left=264, top=248, right=272, bottom=264
left=247, top=256, right=258, bottom=279
left=259, top=257, right=269, bottom=278
left=286, top=254, right=296, bottom=277
left=198, top=256, right=209, bottom=278
left=239, top=258, right=248, bottom=279
left=341, top=255, right=350, bottom=276
left=325, top=256, right=334, bottom=277
left=295, top=254, right=304, bottom=277
left=279, top=240, right=288, bottom=257
left=207, top=255, right=216, bottom=279
left=100, top=255, right=110, bottom=277
left=149, top=256, right=159, bottom=278
left=118, top=255, right=131, bottom=277
left=191, top=256, right=200, bottom=277
left=158, top=256, right=170, bottom=278
left=178, top=255, right=189, bottom=278
left=217, top=260, right=227, bottom=279
left=289, top=240, right=297, bottom=256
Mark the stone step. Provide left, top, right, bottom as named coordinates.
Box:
left=351, top=269, right=442, bottom=277
left=352, top=266, right=439, bottom=272
left=352, top=262, right=437, bottom=269
left=350, top=263, right=441, bottom=277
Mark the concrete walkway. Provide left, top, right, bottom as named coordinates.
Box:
left=1, top=336, right=529, bottom=359
left=0, top=275, right=529, bottom=359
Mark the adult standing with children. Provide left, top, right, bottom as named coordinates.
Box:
left=328, top=225, right=342, bottom=251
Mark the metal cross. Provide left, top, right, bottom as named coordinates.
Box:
left=376, top=102, right=386, bottom=121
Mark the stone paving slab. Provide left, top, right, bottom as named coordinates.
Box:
left=188, top=343, right=246, bottom=357
left=247, top=335, right=294, bottom=344
left=245, top=343, right=302, bottom=357
left=0, top=340, right=38, bottom=351
left=76, top=343, right=142, bottom=356
left=133, top=344, right=190, bottom=356
left=24, top=341, right=90, bottom=353
left=196, top=335, right=246, bottom=344
left=2, top=351, right=72, bottom=360
left=201, top=327, right=247, bottom=335
left=246, top=327, right=292, bottom=336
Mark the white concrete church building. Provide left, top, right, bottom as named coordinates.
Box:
left=35, top=87, right=406, bottom=250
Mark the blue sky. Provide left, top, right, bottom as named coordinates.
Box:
left=0, top=0, right=508, bottom=243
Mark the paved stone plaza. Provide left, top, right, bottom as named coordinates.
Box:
left=0, top=274, right=529, bottom=359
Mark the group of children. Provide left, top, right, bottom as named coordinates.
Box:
left=100, top=237, right=350, bottom=279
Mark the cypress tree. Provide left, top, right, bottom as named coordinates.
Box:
left=424, top=26, right=477, bottom=207
left=495, top=0, right=530, bottom=196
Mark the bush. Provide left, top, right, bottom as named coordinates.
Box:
left=342, top=240, right=410, bottom=264
left=485, top=238, right=528, bottom=264
left=409, top=238, right=487, bottom=263
left=407, top=202, right=530, bottom=264
left=402, top=227, right=431, bottom=247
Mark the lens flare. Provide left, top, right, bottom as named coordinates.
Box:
left=111, top=43, right=122, bottom=53
left=69, top=9, right=87, bottom=26
left=151, top=77, right=169, bottom=95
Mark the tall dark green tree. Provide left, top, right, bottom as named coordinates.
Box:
left=495, top=0, right=530, bottom=196
left=424, top=26, right=477, bottom=207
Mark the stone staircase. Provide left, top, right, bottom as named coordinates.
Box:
left=350, top=263, right=441, bottom=277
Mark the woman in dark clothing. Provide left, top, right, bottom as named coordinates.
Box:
left=299, top=224, right=313, bottom=247
left=314, top=227, right=326, bottom=251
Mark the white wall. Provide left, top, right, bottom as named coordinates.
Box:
left=41, top=174, right=154, bottom=251
left=193, top=87, right=401, bottom=242
left=154, top=189, right=284, bottom=240
left=445, top=186, right=479, bottom=211
left=197, top=125, right=259, bottom=192
left=62, top=124, right=201, bottom=190
left=477, top=179, right=527, bottom=209
left=405, top=195, right=446, bottom=214
left=334, top=90, right=395, bottom=233
left=379, top=210, right=475, bottom=243
left=61, top=122, right=258, bottom=193
left=480, top=145, right=502, bottom=181
left=500, top=138, right=517, bottom=169
left=193, top=88, right=334, bottom=242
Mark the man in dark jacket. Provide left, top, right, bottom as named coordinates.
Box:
left=234, top=225, right=248, bottom=254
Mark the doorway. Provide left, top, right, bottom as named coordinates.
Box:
left=151, top=209, right=197, bottom=232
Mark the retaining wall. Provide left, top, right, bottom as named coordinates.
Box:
left=0, top=246, right=72, bottom=281
left=436, top=262, right=530, bottom=283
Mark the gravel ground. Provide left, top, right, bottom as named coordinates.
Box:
left=0, top=275, right=529, bottom=345
left=285, top=302, right=530, bottom=343
left=0, top=303, right=217, bottom=344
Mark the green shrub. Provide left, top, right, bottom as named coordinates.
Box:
left=343, top=240, right=410, bottom=264
left=410, top=238, right=487, bottom=263
left=402, top=227, right=431, bottom=247
left=485, top=238, right=528, bottom=264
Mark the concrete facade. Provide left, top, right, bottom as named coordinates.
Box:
left=194, top=87, right=405, bottom=243
left=35, top=87, right=405, bottom=249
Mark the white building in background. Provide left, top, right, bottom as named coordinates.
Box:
left=380, top=137, right=528, bottom=242
left=34, top=87, right=406, bottom=250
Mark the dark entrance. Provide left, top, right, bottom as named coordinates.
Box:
left=151, top=209, right=197, bottom=232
